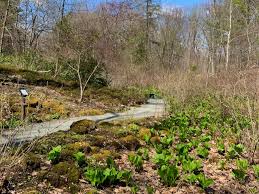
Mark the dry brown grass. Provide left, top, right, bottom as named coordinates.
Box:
left=111, top=64, right=258, bottom=160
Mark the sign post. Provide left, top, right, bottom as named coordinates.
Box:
left=19, top=88, right=29, bottom=120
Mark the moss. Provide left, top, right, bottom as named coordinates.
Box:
left=0, top=65, right=75, bottom=87
left=138, top=127, right=151, bottom=140
left=86, top=189, right=99, bottom=194
left=32, top=132, right=86, bottom=154
left=91, top=149, right=112, bottom=161
left=25, top=153, right=41, bottom=171
left=118, top=135, right=141, bottom=150
left=69, top=183, right=80, bottom=194
left=60, top=141, right=91, bottom=161
left=42, top=99, right=67, bottom=115
left=46, top=162, right=80, bottom=187
left=78, top=108, right=104, bottom=116
left=70, top=120, right=96, bottom=134
left=27, top=96, right=40, bottom=108
left=115, top=128, right=133, bottom=138
left=86, top=135, right=106, bottom=147
left=150, top=136, right=160, bottom=144
left=89, top=146, right=100, bottom=153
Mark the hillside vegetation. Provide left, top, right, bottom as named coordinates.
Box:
left=0, top=0, right=258, bottom=193
left=0, top=93, right=258, bottom=193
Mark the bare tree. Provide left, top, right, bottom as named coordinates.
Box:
left=225, top=0, right=232, bottom=71
left=0, top=0, right=10, bottom=53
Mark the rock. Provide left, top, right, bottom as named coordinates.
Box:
left=60, top=141, right=91, bottom=161
left=46, top=162, right=80, bottom=187
left=70, top=120, right=96, bottom=134
left=118, top=135, right=141, bottom=150
left=138, top=127, right=151, bottom=140
left=150, top=136, right=160, bottom=144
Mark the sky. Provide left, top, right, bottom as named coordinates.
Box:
left=162, top=0, right=208, bottom=7
left=89, top=0, right=209, bottom=8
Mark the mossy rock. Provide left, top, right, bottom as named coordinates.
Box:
left=115, top=128, right=133, bottom=138
left=150, top=136, right=160, bottom=144
left=25, top=153, right=41, bottom=171
left=32, top=132, right=86, bottom=154
left=46, top=162, right=80, bottom=187
left=70, top=120, right=96, bottom=134
left=138, top=127, right=151, bottom=140
left=86, top=135, right=106, bottom=147
left=118, top=135, right=141, bottom=150
left=68, top=141, right=91, bottom=152
left=91, top=149, right=112, bottom=161
left=60, top=142, right=91, bottom=161
left=91, top=149, right=120, bottom=161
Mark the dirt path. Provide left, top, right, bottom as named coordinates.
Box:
left=0, top=99, right=166, bottom=145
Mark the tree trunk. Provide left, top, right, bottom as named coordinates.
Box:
left=0, top=0, right=10, bottom=53
left=225, top=0, right=232, bottom=71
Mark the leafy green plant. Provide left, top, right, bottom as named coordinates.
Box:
left=185, top=173, right=198, bottom=184
left=130, top=184, right=139, bottom=194
left=176, top=143, right=190, bottom=161
left=232, top=159, right=249, bottom=182
left=153, top=143, right=163, bottom=154
left=146, top=185, right=155, bottom=194
left=252, top=165, right=259, bottom=179
left=149, top=128, right=156, bottom=135
left=73, top=152, right=86, bottom=166
left=197, top=146, right=209, bottom=159
left=84, top=158, right=132, bottom=187
left=158, top=164, right=179, bottom=186
left=217, top=141, right=225, bottom=155
left=128, top=124, right=139, bottom=133
left=128, top=153, right=143, bottom=171
left=197, top=173, right=214, bottom=189
left=218, top=160, right=226, bottom=170
left=144, top=134, right=151, bottom=144
left=160, top=135, right=173, bottom=148
left=48, top=145, right=62, bottom=164
left=200, top=135, right=212, bottom=142
left=137, top=148, right=149, bottom=160
left=153, top=150, right=172, bottom=166
left=188, top=139, right=200, bottom=149
left=227, top=144, right=244, bottom=159
left=182, top=159, right=202, bottom=174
